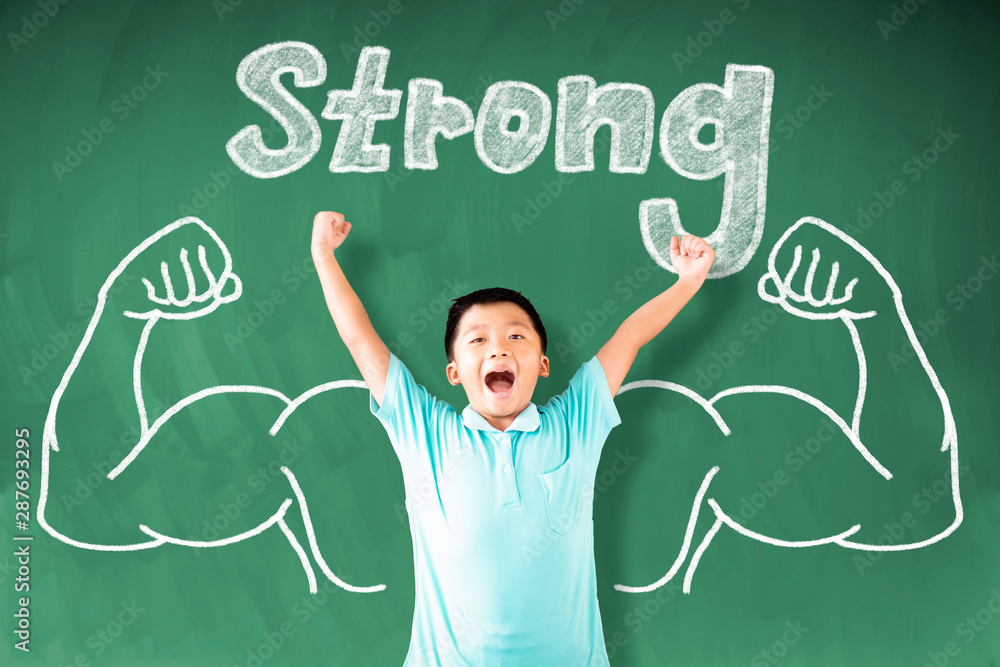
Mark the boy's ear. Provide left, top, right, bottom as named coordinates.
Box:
left=446, top=360, right=461, bottom=385
left=539, top=354, right=550, bottom=377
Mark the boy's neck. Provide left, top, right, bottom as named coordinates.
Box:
left=479, top=403, right=529, bottom=432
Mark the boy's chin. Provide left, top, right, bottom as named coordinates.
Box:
left=489, top=398, right=535, bottom=415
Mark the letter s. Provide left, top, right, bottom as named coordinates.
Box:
left=226, top=41, right=326, bottom=178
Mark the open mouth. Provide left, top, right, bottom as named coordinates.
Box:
left=485, top=370, right=515, bottom=398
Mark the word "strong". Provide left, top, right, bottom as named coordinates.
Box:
left=227, top=42, right=774, bottom=277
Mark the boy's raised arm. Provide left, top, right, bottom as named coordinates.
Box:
left=311, top=211, right=393, bottom=407
left=596, top=235, right=715, bottom=397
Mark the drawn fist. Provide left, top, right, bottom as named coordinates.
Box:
left=758, top=217, right=891, bottom=321
left=115, top=217, right=242, bottom=321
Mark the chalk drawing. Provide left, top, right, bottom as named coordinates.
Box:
left=38, top=216, right=384, bottom=594
left=39, top=215, right=958, bottom=601
left=616, top=216, right=960, bottom=595
left=474, top=81, right=552, bottom=174
left=554, top=76, right=655, bottom=174
left=322, top=45, right=402, bottom=173
left=226, top=41, right=327, bottom=179
left=640, top=63, right=774, bottom=279
left=404, top=78, right=475, bottom=170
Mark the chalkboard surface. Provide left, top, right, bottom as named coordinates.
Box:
left=2, top=1, right=999, bottom=665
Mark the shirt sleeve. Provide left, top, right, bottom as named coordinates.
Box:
left=368, top=351, right=445, bottom=465
left=545, top=355, right=623, bottom=465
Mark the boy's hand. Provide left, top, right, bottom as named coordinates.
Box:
left=670, top=235, right=715, bottom=284
left=311, top=211, right=352, bottom=260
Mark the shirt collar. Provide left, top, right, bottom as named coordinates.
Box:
left=462, top=402, right=540, bottom=434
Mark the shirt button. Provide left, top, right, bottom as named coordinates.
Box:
left=502, top=435, right=510, bottom=444
left=502, top=465, right=510, bottom=474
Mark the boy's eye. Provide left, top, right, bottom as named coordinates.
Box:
left=470, top=334, right=522, bottom=343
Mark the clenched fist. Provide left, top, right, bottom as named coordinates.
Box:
left=670, top=234, right=715, bottom=283
left=311, top=211, right=352, bottom=260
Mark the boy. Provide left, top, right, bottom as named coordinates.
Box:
left=311, top=211, right=715, bottom=666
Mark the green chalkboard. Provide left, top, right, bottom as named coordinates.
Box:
left=3, top=0, right=999, bottom=665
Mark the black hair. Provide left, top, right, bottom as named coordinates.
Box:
left=444, top=287, right=547, bottom=363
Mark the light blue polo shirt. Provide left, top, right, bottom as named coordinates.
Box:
left=369, top=351, right=622, bottom=666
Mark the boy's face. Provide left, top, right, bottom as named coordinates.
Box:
left=446, top=302, right=549, bottom=430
